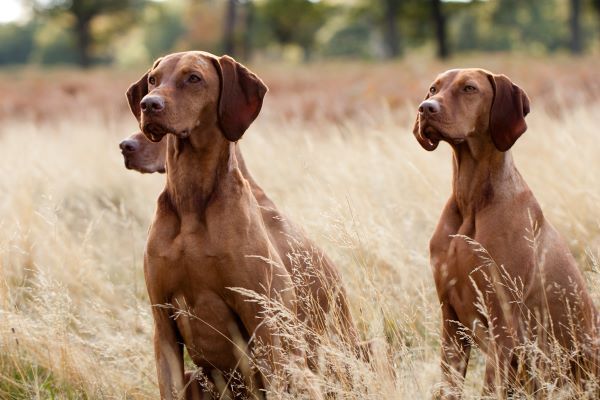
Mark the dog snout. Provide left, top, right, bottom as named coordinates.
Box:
left=119, top=139, right=139, bottom=153
left=140, top=95, right=165, bottom=114
left=418, top=99, right=440, bottom=115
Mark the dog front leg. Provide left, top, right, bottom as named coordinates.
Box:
left=184, top=370, right=215, bottom=400
left=231, top=294, right=289, bottom=397
left=228, top=255, right=323, bottom=399
left=482, top=339, right=518, bottom=399
left=153, top=310, right=186, bottom=400
left=439, top=303, right=471, bottom=400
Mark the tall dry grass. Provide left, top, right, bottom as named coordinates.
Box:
left=0, top=55, right=599, bottom=398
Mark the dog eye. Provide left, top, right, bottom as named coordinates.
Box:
left=464, top=85, right=476, bottom=92
left=429, top=86, right=437, bottom=94
left=188, top=74, right=202, bottom=83
left=148, top=76, right=156, bottom=86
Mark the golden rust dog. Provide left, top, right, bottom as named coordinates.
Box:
left=120, top=131, right=166, bottom=174
left=126, top=52, right=360, bottom=399
left=413, top=68, right=599, bottom=397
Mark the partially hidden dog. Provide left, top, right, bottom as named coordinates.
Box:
left=120, top=131, right=165, bottom=174
left=413, top=68, right=599, bottom=398
left=125, top=52, right=362, bottom=399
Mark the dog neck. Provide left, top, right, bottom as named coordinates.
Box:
left=451, top=134, right=522, bottom=216
left=164, top=124, right=234, bottom=216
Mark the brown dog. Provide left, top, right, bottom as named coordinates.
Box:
left=413, top=69, right=598, bottom=397
left=126, top=52, right=361, bottom=399
left=120, top=131, right=166, bottom=173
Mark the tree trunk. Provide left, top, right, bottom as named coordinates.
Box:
left=223, top=0, right=237, bottom=56
left=382, top=0, right=401, bottom=58
left=74, top=16, right=92, bottom=68
left=242, top=0, right=255, bottom=61
left=594, top=0, right=600, bottom=19
left=569, top=0, right=582, bottom=54
left=302, top=45, right=312, bottom=63
left=595, top=0, right=600, bottom=41
left=431, top=0, right=449, bottom=59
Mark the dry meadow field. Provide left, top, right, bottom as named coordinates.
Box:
left=0, top=54, right=599, bottom=399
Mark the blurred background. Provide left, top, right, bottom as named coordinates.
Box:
left=1, top=0, right=600, bottom=67
left=3, top=0, right=600, bottom=126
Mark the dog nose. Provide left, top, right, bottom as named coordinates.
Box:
left=119, top=139, right=138, bottom=153
left=140, top=95, right=165, bottom=113
left=418, top=99, right=440, bottom=115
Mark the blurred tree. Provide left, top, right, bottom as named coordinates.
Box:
left=452, top=3, right=480, bottom=52
left=353, top=0, right=452, bottom=59
left=29, top=0, right=142, bottom=67
left=220, top=0, right=255, bottom=60
left=3, top=0, right=597, bottom=66
left=488, top=0, right=566, bottom=53
left=570, top=0, right=582, bottom=53
left=143, top=1, right=186, bottom=61
left=182, top=2, right=222, bottom=55
left=382, top=0, right=402, bottom=58
left=592, top=0, right=600, bottom=38
left=260, top=0, right=331, bottom=61
left=431, top=0, right=448, bottom=59
left=241, top=0, right=255, bottom=60
left=223, top=0, right=238, bottom=56
left=0, top=22, right=36, bottom=65
left=323, top=16, right=375, bottom=59
left=30, top=14, right=80, bottom=64
left=594, top=0, right=600, bottom=15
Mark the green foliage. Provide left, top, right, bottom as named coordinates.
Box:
left=323, top=18, right=375, bottom=59
left=30, top=17, right=80, bottom=65
left=259, top=0, right=332, bottom=56
left=30, top=0, right=144, bottom=66
left=143, top=2, right=186, bottom=60
left=450, top=0, right=600, bottom=54
left=0, top=355, right=88, bottom=399
left=398, top=0, right=436, bottom=48
left=32, top=0, right=135, bottom=21
left=347, top=0, right=449, bottom=55
left=453, top=10, right=480, bottom=51
left=0, top=0, right=599, bottom=66
left=0, top=23, right=36, bottom=65
left=452, top=0, right=581, bottom=53
left=491, top=0, right=567, bottom=52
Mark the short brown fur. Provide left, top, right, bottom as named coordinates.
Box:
left=413, top=68, right=598, bottom=398
left=120, top=131, right=166, bottom=173
left=126, top=51, right=361, bottom=399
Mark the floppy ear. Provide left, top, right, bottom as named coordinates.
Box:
left=412, top=92, right=439, bottom=151
left=211, top=55, right=268, bottom=142
left=487, top=74, right=530, bottom=152
left=126, top=58, right=162, bottom=123
left=126, top=71, right=149, bottom=123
